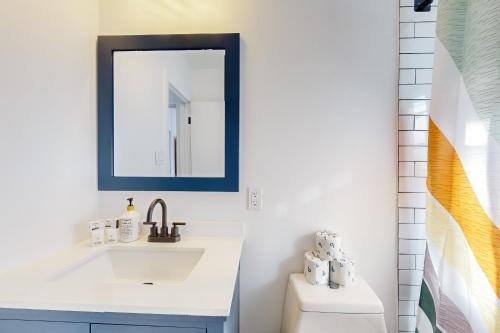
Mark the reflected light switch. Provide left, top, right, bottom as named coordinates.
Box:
left=155, top=151, right=165, bottom=165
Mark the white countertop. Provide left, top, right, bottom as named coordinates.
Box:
left=0, top=221, right=244, bottom=317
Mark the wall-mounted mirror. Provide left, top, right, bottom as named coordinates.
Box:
left=98, top=34, right=239, bottom=191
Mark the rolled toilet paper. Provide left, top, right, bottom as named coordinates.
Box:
left=304, top=251, right=329, bottom=285
left=330, top=256, right=356, bottom=287
left=315, top=231, right=343, bottom=261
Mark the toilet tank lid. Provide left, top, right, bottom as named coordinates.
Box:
left=289, top=273, right=384, bottom=314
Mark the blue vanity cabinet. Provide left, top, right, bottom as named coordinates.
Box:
left=91, top=324, right=205, bottom=333
left=0, top=311, right=235, bottom=333
left=0, top=276, right=239, bottom=333
left=0, top=319, right=89, bottom=332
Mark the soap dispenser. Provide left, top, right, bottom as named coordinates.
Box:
left=118, top=198, right=141, bottom=242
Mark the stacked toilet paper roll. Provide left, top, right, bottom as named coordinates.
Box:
left=303, top=230, right=356, bottom=288
left=315, top=231, right=343, bottom=261
left=304, top=251, right=329, bottom=285
left=330, top=256, right=356, bottom=287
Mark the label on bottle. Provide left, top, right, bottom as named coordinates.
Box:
left=118, top=218, right=139, bottom=242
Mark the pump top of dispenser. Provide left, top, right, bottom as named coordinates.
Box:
left=120, top=198, right=141, bottom=243
left=127, top=198, right=135, bottom=211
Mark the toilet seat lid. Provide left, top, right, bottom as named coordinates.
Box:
left=289, top=273, right=384, bottom=314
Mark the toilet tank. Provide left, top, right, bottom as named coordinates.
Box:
left=281, top=274, right=387, bottom=333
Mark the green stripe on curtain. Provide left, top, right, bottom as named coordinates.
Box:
left=436, top=0, right=467, bottom=71
left=437, top=0, right=500, bottom=144
left=418, top=281, right=443, bottom=333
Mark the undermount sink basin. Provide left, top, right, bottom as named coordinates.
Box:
left=49, top=246, right=204, bottom=285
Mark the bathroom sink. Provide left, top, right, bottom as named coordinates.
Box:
left=49, top=246, right=204, bottom=285
left=0, top=222, right=243, bottom=316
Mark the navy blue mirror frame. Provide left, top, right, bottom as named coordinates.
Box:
left=97, top=34, right=240, bottom=192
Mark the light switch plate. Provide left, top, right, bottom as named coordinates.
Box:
left=247, top=187, right=262, bottom=211
left=155, top=151, right=165, bottom=165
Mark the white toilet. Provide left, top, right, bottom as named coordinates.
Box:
left=281, top=273, right=387, bottom=333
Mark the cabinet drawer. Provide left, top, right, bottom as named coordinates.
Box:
left=91, top=323, right=205, bottom=333
left=0, top=320, right=89, bottom=333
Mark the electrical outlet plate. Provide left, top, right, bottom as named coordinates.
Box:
left=247, top=187, right=262, bottom=211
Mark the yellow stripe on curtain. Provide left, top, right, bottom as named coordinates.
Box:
left=426, top=195, right=497, bottom=331
left=427, top=118, right=500, bottom=297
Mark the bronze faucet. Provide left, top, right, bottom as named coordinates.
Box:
left=143, top=198, right=185, bottom=242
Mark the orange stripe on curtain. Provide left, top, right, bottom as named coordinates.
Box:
left=427, top=118, right=500, bottom=297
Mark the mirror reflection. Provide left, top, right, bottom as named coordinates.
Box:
left=113, top=50, right=225, bottom=178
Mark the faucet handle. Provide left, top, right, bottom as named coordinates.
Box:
left=171, top=222, right=186, bottom=237
left=172, top=222, right=186, bottom=226
left=144, top=221, right=158, bottom=237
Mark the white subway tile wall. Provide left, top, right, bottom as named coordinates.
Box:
left=399, top=69, right=416, bottom=84
left=399, top=38, right=435, bottom=53
left=398, top=1, right=436, bottom=331
left=415, top=22, right=437, bottom=37
left=400, top=0, right=414, bottom=6
left=400, top=23, right=415, bottom=38
left=399, top=285, right=421, bottom=301
left=415, top=208, right=427, bottom=223
left=399, top=84, right=432, bottom=99
left=399, top=146, right=428, bottom=161
left=398, top=208, right=415, bottom=223
left=416, top=69, right=434, bottom=84
left=400, top=7, right=437, bottom=22
left=398, top=131, right=428, bottom=146
left=399, top=316, right=418, bottom=332
left=399, top=269, right=424, bottom=285
left=398, top=193, right=426, bottom=208
left=414, top=115, right=430, bottom=130
left=399, top=255, right=416, bottom=269
left=399, top=116, right=415, bottom=130
left=399, top=300, right=415, bottom=315
left=399, top=161, right=415, bottom=176
left=399, top=239, right=426, bottom=254
left=399, top=100, right=430, bottom=115
left=399, top=223, right=426, bottom=239
left=400, top=53, right=435, bottom=68
left=415, top=254, right=425, bottom=270
left=414, top=161, right=428, bottom=177
left=398, top=177, right=427, bottom=193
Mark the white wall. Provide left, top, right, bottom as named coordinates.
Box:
left=0, top=1, right=98, bottom=273
left=98, top=1, right=399, bottom=332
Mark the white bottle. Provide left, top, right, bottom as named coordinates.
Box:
left=119, top=198, right=141, bottom=243
left=104, top=219, right=118, bottom=244
left=88, top=220, right=105, bottom=246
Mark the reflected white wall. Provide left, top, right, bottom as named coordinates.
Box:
left=190, top=66, right=225, bottom=177
left=114, top=51, right=192, bottom=177
left=113, top=51, right=225, bottom=177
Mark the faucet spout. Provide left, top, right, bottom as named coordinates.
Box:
left=146, top=198, right=168, bottom=237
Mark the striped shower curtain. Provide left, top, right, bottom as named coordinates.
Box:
left=416, top=0, right=500, bottom=332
